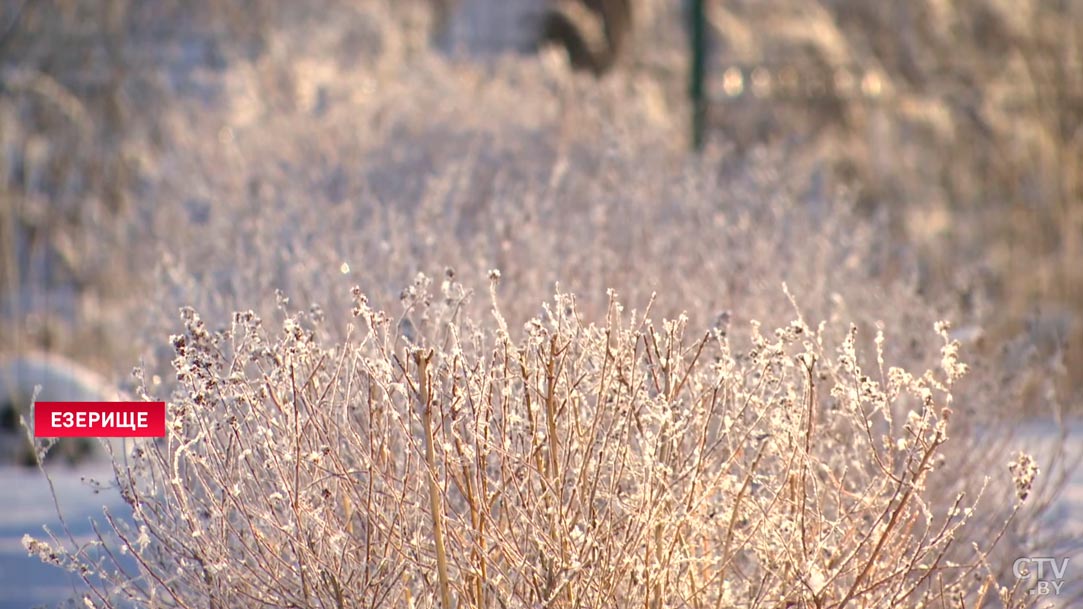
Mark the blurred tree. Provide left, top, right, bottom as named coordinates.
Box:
left=540, top=0, right=633, bottom=75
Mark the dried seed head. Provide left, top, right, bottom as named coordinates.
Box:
left=1008, top=451, right=1039, bottom=501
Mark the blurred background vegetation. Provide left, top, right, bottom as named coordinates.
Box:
left=1, top=0, right=1079, bottom=411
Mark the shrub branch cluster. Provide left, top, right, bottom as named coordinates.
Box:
left=24, top=279, right=1042, bottom=609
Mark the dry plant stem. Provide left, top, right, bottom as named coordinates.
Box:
left=448, top=353, right=488, bottom=609
left=543, top=335, right=569, bottom=606
left=288, top=362, right=313, bottom=606
left=417, top=348, right=453, bottom=609
left=835, top=432, right=945, bottom=609
left=800, top=356, right=816, bottom=565
left=648, top=325, right=673, bottom=609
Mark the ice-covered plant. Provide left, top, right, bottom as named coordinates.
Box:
left=24, top=279, right=1044, bottom=609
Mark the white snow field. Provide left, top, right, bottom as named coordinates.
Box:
left=0, top=462, right=127, bottom=609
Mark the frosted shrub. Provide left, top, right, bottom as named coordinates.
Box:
left=8, top=3, right=1072, bottom=606
left=27, top=279, right=1042, bottom=609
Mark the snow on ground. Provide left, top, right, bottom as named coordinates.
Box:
left=1009, top=420, right=1083, bottom=607
left=0, top=461, right=126, bottom=609
left=0, top=422, right=1080, bottom=607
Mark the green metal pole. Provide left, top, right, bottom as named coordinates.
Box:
left=690, top=0, right=707, bottom=151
